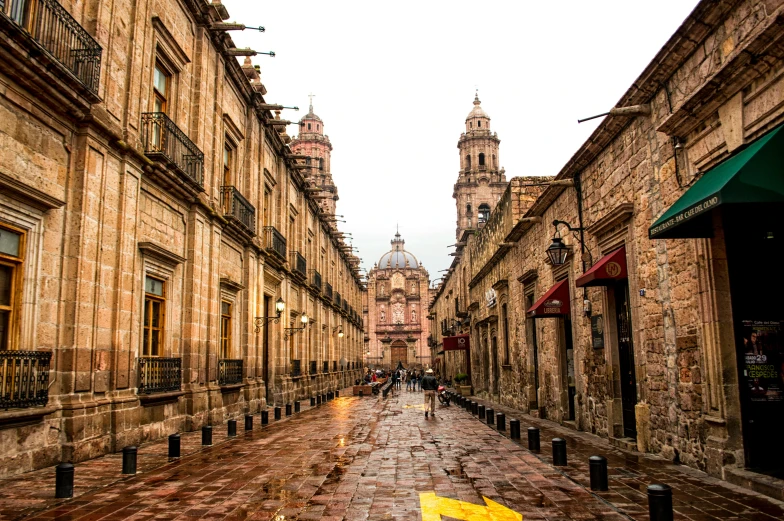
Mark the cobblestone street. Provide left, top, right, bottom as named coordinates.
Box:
left=1, top=390, right=783, bottom=521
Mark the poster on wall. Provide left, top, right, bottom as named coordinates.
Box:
left=741, top=320, right=784, bottom=402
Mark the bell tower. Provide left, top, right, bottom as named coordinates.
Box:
left=453, top=93, right=506, bottom=239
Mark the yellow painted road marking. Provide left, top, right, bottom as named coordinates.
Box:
left=419, top=492, right=522, bottom=521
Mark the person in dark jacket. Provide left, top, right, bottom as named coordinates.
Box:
left=421, top=368, right=438, bottom=418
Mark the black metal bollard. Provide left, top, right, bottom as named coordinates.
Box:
left=55, top=463, right=74, bottom=498
left=510, top=419, right=521, bottom=439
left=589, top=456, right=609, bottom=491
left=285, top=403, right=292, bottom=416
left=647, top=484, right=673, bottom=521
left=202, top=425, right=212, bottom=446
left=317, top=394, right=323, bottom=404
left=496, top=413, right=506, bottom=431
left=122, top=446, right=137, bottom=474
left=245, top=414, right=253, bottom=431
left=528, top=427, right=540, bottom=451
left=486, top=408, right=495, bottom=426
left=274, top=406, right=281, bottom=420
left=328, top=391, right=334, bottom=400
left=552, top=438, right=567, bottom=466
left=294, top=401, right=301, bottom=413
left=168, top=433, right=181, bottom=458
left=335, top=390, right=340, bottom=398
left=465, top=398, right=471, bottom=411
left=322, top=393, right=327, bottom=403
left=228, top=419, right=237, bottom=437
left=477, top=404, right=486, bottom=419
left=358, top=390, right=363, bottom=397
left=261, top=410, right=269, bottom=425
left=311, top=396, right=316, bottom=406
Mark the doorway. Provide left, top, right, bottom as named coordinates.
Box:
left=724, top=206, right=784, bottom=474
left=613, top=281, right=637, bottom=438
left=491, top=335, right=499, bottom=394
left=525, top=293, right=540, bottom=410
left=390, top=340, right=408, bottom=366
left=561, top=317, right=576, bottom=421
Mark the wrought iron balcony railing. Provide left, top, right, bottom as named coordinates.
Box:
left=342, top=300, right=348, bottom=313
left=335, top=292, right=342, bottom=308
left=291, top=359, right=301, bottom=377
left=263, top=226, right=286, bottom=261
left=218, top=359, right=243, bottom=386
left=2, top=0, right=103, bottom=95
left=141, top=112, right=204, bottom=187
left=221, top=186, right=256, bottom=236
left=0, top=350, right=52, bottom=409
left=291, top=251, right=306, bottom=277
left=325, top=282, right=333, bottom=300
left=138, top=356, right=181, bottom=394
left=310, top=360, right=317, bottom=375
left=310, top=270, right=322, bottom=293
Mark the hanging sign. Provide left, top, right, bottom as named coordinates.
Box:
left=591, top=315, right=605, bottom=349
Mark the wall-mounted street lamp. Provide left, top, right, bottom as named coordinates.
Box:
left=546, top=220, right=584, bottom=266
left=333, top=325, right=344, bottom=338
left=224, top=48, right=275, bottom=57
left=210, top=23, right=265, bottom=32
left=259, top=104, right=298, bottom=111
left=284, top=313, right=311, bottom=340
left=254, top=298, right=285, bottom=333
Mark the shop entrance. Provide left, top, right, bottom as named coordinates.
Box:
left=614, top=281, right=637, bottom=438
left=263, top=295, right=272, bottom=403
left=725, top=207, right=784, bottom=474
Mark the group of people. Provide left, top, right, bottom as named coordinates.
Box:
left=361, top=366, right=441, bottom=418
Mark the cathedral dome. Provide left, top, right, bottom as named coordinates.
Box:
left=466, top=93, right=489, bottom=120
left=378, top=232, right=419, bottom=269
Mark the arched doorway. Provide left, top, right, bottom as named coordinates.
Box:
left=390, top=340, right=408, bottom=366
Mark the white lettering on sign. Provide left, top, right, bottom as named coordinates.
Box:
left=650, top=195, right=720, bottom=237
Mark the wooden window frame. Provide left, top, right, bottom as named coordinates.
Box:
left=220, top=301, right=232, bottom=359
left=143, top=276, right=165, bottom=357
left=153, top=60, right=172, bottom=114
left=0, top=223, right=26, bottom=351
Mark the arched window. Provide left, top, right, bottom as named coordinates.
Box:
left=466, top=204, right=472, bottom=215
left=493, top=154, right=496, bottom=167
left=478, top=204, right=490, bottom=224
left=317, top=124, right=320, bottom=131
left=319, top=158, right=324, bottom=171
left=307, top=123, right=311, bottom=130
left=466, top=155, right=471, bottom=169
left=478, top=121, right=481, bottom=128
left=478, top=153, right=485, bottom=166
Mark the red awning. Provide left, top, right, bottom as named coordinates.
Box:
left=576, top=246, right=628, bottom=288
left=527, top=279, right=570, bottom=318
left=443, top=334, right=470, bottom=351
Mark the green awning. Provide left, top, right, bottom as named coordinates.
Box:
left=649, top=124, right=784, bottom=239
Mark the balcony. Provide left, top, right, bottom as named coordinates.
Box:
left=290, top=359, right=301, bottom=377
left=141, top=112, right=204, bottom=188
left=0, top=350, right=52, bottom=409
left=322, top=361, right=329, bottom=374
left=290, top=251, right=306, bottom=278
left=325, top=282, right=333, bottom=300
left=478, top=164, right=487, bottom=171
left=310, top=270, right=322, bottom=293
left=342, top=300, right=348, bottom=313
left=221, top=186, right=256, bottom=237
left=0, top=0, right=102, bottom=97
left=138, top=356, right=181, bottom=395
left=310, top=360, right=317, bottom=375
left=218, top=359, right=243, bottom=386
left=335, top=292, right=342, bottom=308
left=263, top=226, right=286, bottom=261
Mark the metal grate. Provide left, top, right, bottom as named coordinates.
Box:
left=0, top=351, right=52, bottom=409
left=138, top=357, right=181, bottom=394
left=218, top=359, right=243, bottom=385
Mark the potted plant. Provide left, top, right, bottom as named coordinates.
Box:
left=454, top=373, right=472, bottom=396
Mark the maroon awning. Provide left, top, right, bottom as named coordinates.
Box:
left=576, top=246, right=627, bottom=287
left=443, top=334, right=470, bottom=351
left=527, top=279, right=570, bottom=318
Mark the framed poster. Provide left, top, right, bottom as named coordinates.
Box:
left=591, top=315, right=605, bottom=349
left=741, top=320, right=783, bottom=402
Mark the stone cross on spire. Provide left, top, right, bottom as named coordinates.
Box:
left=308, top=93, right=315, bottom=113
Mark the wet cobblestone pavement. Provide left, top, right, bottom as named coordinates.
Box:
left=1, top=389, right=783, bottom=520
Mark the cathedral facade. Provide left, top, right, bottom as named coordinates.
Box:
left=363, top=233, right=431, bottom=369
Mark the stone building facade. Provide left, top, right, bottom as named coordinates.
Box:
left=430, top=0, right=784, bottom=499
left=363, top=232, right=432, bottom=370
left=0, top=0, right=364, bottom=478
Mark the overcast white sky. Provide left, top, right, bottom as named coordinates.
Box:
left=224, top=0, right=701, bottom=283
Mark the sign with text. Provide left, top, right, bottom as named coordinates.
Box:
left=443, top=334, right=470, bottom=351
left=741, top=320, right=783, bottom=402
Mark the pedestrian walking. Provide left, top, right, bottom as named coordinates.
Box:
left=405, top=371, right=412, bottom=391
left=422, top=369, right=438, bottom=418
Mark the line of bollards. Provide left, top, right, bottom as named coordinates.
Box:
left=453, top=395, right=675, bottom=521
left=52, top=387, right=350, bottom=499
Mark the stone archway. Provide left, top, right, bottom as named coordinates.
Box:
left=390, top=340, right=408, bottom=366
